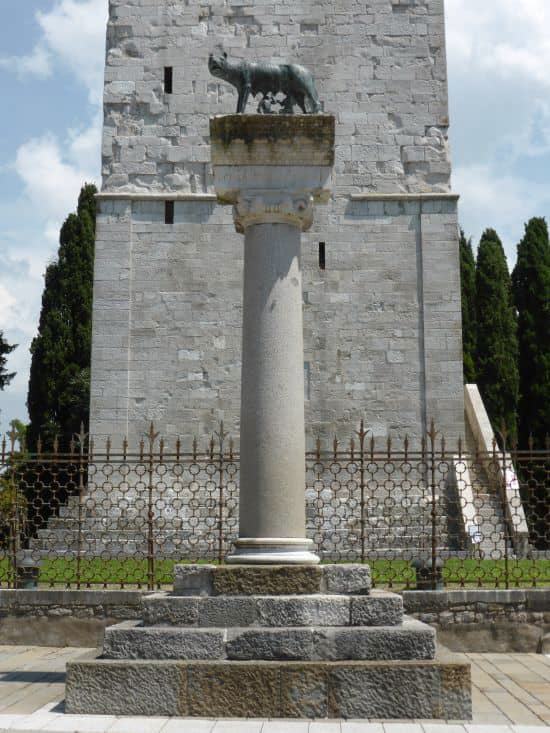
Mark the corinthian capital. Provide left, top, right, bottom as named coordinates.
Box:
left=233, top=190, right=314, bottom=234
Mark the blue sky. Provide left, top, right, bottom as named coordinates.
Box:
left=1, top=0, right=550, bottom=433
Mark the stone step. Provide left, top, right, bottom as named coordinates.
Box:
left=65, top=654, right=471, bottom=719
left=173, top=563, right=372, bottom=596
left=102, top=617, right=435, bottom=661
left=141, top=589, right=403, bottom=627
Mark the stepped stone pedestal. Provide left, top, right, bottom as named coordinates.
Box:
left=66, top=564, right=471, bottom=718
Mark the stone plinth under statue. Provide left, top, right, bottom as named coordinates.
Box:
left=210, top=115, right=334, bottom=565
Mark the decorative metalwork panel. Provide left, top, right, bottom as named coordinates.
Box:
left=1, top=422, right=548, bottom=590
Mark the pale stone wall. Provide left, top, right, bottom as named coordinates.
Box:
left=90, top=0, right=464, bottom=447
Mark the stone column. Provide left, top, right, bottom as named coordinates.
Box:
left=210, top=115, right=334, bottom=564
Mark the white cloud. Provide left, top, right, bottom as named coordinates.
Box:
left=447, top=0, right=550, bottom=262
left=15, top=133, right=96, bottom=225
left=454, top=164, right=550, bottom=264
left=447, top=0, right=550, bottom=87
left=0, top=2, right=106, bottom=429
left=0, top=285, right=17, bottom=330
left=0, top=0, right=107, bottom=102
left=0, top=45, right=52, bottom=79
left=37, top=0, right=108, bottom=103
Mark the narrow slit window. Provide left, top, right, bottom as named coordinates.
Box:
left=164, top=66, right=173, bottom=94
left=165, top=200, right=174, bottom=225
left=319, top=241, right=326, bottom=270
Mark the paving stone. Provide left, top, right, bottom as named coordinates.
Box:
left=108, top=716, right=167, bottom=733
left=42, top=714, right=117, bottom=732
left=262, top=721, right=310, bottom=733
left=211, top=723, right=266, bottom=733
left=308, top=723, right=342, bottom=733
left=161, top=721, right=214, bottom=733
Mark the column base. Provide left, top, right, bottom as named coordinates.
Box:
left=226, top=538, right=320, bottom=565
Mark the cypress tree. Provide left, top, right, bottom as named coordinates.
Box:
left=459, top=229, right=477, bottom=383
left=27, top=184, right=97, bottom=448
left=475, top=228, right=519, bottom=443
left=512, top=217, right=550, bottom=448
left=0, top=332, right=16, bottom=391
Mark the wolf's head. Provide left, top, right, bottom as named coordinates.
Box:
left=208, top=51, right=230, bottom=79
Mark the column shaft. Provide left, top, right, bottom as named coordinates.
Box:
left=239, top=223, right=306, bottom=540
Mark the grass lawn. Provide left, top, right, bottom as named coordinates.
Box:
left=1, top=555, right=549, bottom=589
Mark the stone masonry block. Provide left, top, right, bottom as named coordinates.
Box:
left=210, top=565, right=324, bottom=596
left=103, top=622, right=225, bottom=660
left=227, top=628, right=315, bottom=661
left=322, top=564, right=372, bottom=595
left=315, top=620, right=436, bottom=661
left=280, top=665, right=328, bottom=718
left=328, top=664, right=444, bottom=719
left=350, top=591, right=403, bottom=626
left=65, top=658, right=187, bottom=716
left=199, top=596, right=257, bottom=627
left=141, top=594, right=199, bottom=626
left=187, top=662, right=281, bottom=718
left=66, top=657, right=471, bottom=719
left=256, top=596, right=350, bottom=627
left=173, top=565, right=216, bottom=596
left=226, top=619, right=435, bottom=661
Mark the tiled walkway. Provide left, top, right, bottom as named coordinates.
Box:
left=0, top=646, right=549, bottom=732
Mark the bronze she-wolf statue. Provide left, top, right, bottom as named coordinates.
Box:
left=208, top=52, right=321, bottom=114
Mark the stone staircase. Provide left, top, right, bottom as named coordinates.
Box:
left=65, top=564, right=472, bottom=719
left=462, top=423, right=510, bottom=558
left=29, top=486, right=453, bottom=560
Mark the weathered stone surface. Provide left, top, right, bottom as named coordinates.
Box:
left=66, top=658, right=187, bottom=716
left=315, top=620, right=436, bottom=661
left=210, top=115, right=335, bottom=168
left=256, top=596, right=350, bottom=627
left=351, top=592, right=403, bottom=626
left=103, top=622, right=225, bottom=660
left=211, top=565, right=323, bottom=596
left=199, top=596, right=257, bottom=627
left=66, top=657, right=471, bottom=719
left=142, top=595, right=199, bottom=626
left=328, top=664, right=440, bottom=718
left=227, top=628, right=315, bottom=661
left=280, top=665, right=328, bottom=718
left=322, top=564, right=371, bottom=595
left=226, top=619, right=435, bottom=661
left=173, top=565, right=215, bottom=596
left=440, top=663, right=473, bottom=720
left=187, top=663, right=281, bottom=718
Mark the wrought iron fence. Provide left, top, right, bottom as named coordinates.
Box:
left=1, top=422, right=548, bottom=590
